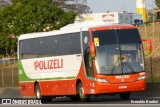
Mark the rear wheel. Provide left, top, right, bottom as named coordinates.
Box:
left=77, top=83, right=90, bottom=102
left=120, top=92, right=130, bottom=100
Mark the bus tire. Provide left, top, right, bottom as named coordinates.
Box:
left=77, top=83, right=90, bottom=102
left=35, top=84, right=41, bottom=99
left=34, top=84, right=48, bottom=103
left=119, top=92, right=130, bottom=100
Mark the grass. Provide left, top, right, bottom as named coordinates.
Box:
left=146, top=76, right=160, bottom=83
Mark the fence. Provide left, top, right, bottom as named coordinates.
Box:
left=0, top=58, right=17, bottom=67
left=145, top=57, right=160, bottom=83
left=138, top=23, right=160, bottom=40
left=0, top=67, right=18, bottom=87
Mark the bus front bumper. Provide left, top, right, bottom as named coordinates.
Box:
left=93, top=80, right=146, bottom=94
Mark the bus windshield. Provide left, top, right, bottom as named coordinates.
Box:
left=92, top=29, right=144, bottom=75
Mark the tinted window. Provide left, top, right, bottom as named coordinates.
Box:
left=59, top=35, right=70, bottom=55
left=47, top=36, right=59, bottom=56
left=70, top=33, right=81, bottom=54
left=92, top=30, right=117, bottom=45
left=19, top=39, right=38, bottom=59
left=19, top=32, right=81, bottom=59
left=37, top=38, right=48, bottom=55
left=92, top=29, right=141, bottom=45
left=117, top=29, right=141, bottom=44
left=28, top=39, right=38, bottom=54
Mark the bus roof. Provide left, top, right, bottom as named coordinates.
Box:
left=18, top=21, right=136, bottom=41
left=60, top=21, right=136, bottom=30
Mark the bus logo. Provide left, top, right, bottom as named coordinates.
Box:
left=34, top=59, right=63, bottom=70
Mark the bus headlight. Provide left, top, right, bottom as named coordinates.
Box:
left=136, top=76, right=146, bottom=81
left=95, top=78, right=108, bottom=83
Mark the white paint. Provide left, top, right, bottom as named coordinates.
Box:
left=75, top=12, right=142, bottom=25
left=115, top=75, right=130, bottom=79
left=118, top=85, right=127, bottom=89
left=21, top=54, right=82, bottom=79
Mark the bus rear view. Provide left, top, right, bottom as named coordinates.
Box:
left=87, top=25, right=145, bottom=100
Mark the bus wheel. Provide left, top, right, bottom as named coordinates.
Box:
left=77, top=83, right=90, bottom=102
left=35, top=84, right=48, bottom=103
left=35, top=84, right=41, bottom=99
left=119, top=92, right=130, bottom=100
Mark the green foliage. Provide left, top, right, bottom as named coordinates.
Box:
left=0, top=0, right=76, bottom=55
left=155, top=0, right=160, bottom=9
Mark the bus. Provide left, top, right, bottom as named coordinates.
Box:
left=18, top=22, right=151, bottom=102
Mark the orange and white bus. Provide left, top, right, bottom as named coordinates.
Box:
left=18, top=22, right=150, bottom=102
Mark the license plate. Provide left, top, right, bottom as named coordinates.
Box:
left=119, top=86, right=127, bottom=89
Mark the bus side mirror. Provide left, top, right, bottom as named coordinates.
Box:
left=142, top=39, right=152, bottom=54
left=148, top=40, right=152, bottom=54
left=89, top=42, right=96, bottom=58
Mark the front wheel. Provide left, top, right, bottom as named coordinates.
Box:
left=119, top=92, right=130, bottom=100
left=77, top=83, right=90, bottom=102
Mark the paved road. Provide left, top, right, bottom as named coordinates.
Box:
left=0, top=83, right=159, bottom=106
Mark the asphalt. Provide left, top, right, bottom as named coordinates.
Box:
left=0, top=83, right=159, bottom=106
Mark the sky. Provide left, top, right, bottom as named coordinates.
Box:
left=87, top=0, right=157, bottom=13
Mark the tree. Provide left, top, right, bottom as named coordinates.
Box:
left=0, top=0, right=11, bottom=8
left=155, top=0, right=160, bottom=9
left=52, top=0, right=92, bottom=15
left=0, top=0, right=76, bottom=55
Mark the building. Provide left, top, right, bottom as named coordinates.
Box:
left=154, top=9, right=160, bottom=21
left=75, top=12, right=142, bottom=25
